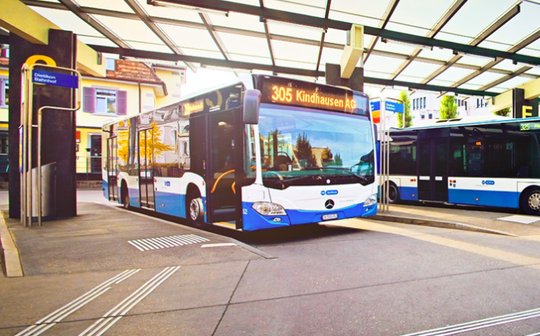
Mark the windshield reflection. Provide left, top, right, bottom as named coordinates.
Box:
left=256, top=104, right=375, bottom=189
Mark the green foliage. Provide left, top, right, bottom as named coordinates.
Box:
left=398, top=91, right=413, bottom=128
left=295, top=132, right=317, bottom=168
left=440, top=95, right=458, bottom=120
left=494, top=107, right=510, bottom=117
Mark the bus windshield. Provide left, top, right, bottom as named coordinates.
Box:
left=255, top=104, right=375, bottom=189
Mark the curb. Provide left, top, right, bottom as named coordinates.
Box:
left=373, top=214, right=517, bottom=237
left=0, top=213, right=24, bottom=277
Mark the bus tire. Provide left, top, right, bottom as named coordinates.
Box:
left=187, top=189, right=204, bottom=226
left=121, top=182, right=130, bottom=209
left=387, top=182, right=400, bottom=203
left=521, top=188, right=540, bottom=215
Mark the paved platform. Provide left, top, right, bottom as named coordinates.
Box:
left=3, top=200, right=540, bottom=278
left=376, top=203, right=540, bottom=237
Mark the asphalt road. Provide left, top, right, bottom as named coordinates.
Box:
left=1, top=190, right=540, bottom=335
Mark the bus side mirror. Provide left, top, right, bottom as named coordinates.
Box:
left=243, top=89, right=261, bottom=124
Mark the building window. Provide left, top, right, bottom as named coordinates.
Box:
left=0, top=78, right=8, bottom=107
left=423, top=97, right=426, bottom=109
left=83, top=87, right=127, bottom=115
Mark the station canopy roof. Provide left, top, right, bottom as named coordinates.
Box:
left=11, top=0, right=540, bottom=98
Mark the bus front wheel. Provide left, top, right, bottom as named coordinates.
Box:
left=521, top=188, right=540, bottom=215
left=187, top=192, right=204, bottom=226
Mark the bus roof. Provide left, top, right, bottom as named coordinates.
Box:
left=390, top=116, right=540, bottom=132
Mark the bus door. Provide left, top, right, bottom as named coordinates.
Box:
left=107, top=136, right=118, bottom=201
left=138, top=129, right=155, bottom=209
left=207, top=110, right=242, bottom=223
left=417, top=129, right=449, bottom=202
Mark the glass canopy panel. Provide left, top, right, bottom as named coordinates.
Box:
left=267, top=21, right=323, bottom=41
left=429, top=79, right=453, bottom=86
left=329, top=0, right=389, bottom=27
left=205, top=12, right=265, bottom=33
left=74, top=0, right=134, bottom=13
left=430, top=67, right=477, bottom=84
left=129, top=42, right=171, bottom=54
left=324, top=28, right=347, bottom=46
left=373, top=41, right=417, bottom=55
left=364, top=55, right=406, bottom=75
left=364, top=70, right=392, bottom=80
left=385, top=0, right=455, bottom=36
left=272, top=40, right=320, bottom=64
left=29, top=6, right=105, bottom=39
left=465, top=72, right=506, bottom=86
left=416, top=48, right=456, bottom=62
left=180, top=48, right=225, bottom=60
left=395, top=61, right=445, bottom=81
left=228, top=54, right=273, bottom=66
left=479, top=2, right=540, bottom=49
left=216, top=32, right=270, bottom=58
left=77, top=36, right=117, bottom=48
left=274, top=59, right=316, bottom=70
left=478, top=40, right=512, bottom=52
left=158, top=24, right=221, bottom=52
left=264, top=0, right=326, bottom=17
left=319, top=48, right=346, bottom=69
left=92, top=15, right=159, bottom=45
left=440, top=0, right=518, bottom=43
left=520, top=39, right=540, bottom=57
left=133, top=0, right=202, bottom=23
left=526, top=68, right=540, bottom=76
left=436, top=32, right=472, bottom=45
left=491, top=59, right=523, bottom=72
left=487, top=86, right=507, bottom=93
left=456, top=55, right=492, bottom=67
left=495, top=76, right=532, bottom=90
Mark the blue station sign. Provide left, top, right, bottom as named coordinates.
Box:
left=32, top=69, right=79, bottom=89
left=384, top=100, right=404, bottom=113
left=370, top=100, right=380, bottom=112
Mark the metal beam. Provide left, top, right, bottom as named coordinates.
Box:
left=59, top=0, right=129, bottom=48
left=259, top=0, right=276, bottom=69
left=478, top=66, right=532, bottom=91
left=391, top=0, right=466, bottom=79
left=314, top=0, right=331, bottom=73
left=90, top=44, right=499, bottom=97
left=364, top=0, right=399, bottom=63
left=152, top=0, right=540, bottom=66
left=421, top=2, right=520, bottom=85
left=451, top=29, right=540, bottom=88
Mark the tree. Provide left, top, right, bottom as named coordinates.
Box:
left=494, top=107, right=510, bottom=117
left=398, top=91, right=413, bottom=128
left=440, top=95, right=458, bottom=120
left=295, top=133, right=317, bottom=168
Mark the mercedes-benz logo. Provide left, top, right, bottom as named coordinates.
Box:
left=325, top=199, right=335, bottom=209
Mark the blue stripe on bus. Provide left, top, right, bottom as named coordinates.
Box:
left=241, top=202, right=377, bottom=231
left=448, top=189, right=519, bottom=209
left=128, top=188, right=141, bottom=208
left=102, top=180, right=108, bottom=199
left=399, top=186, right=418, bottom=201
left=154, top=191, right=187, bottom=218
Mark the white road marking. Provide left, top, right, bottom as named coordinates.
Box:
left=201, top=243, right=237, bottom=248
left=15, top=269, right=140, bottom=336
left=403, top=307, right=540, bottom=336
left=128, top=234, right=209, bottom=251
left=78, top=266, right=180, bottom=336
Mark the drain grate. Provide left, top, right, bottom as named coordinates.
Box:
left=128, top=234, right=209, bottom=251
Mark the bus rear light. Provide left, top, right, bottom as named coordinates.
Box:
left=252, top=201, right=287, bottom=216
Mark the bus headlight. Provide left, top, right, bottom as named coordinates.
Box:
left=364, top=194, right=377, bottom=207
left=252, top=202, right=287, bottom=216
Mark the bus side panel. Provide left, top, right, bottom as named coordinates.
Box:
left=448, top=177, right=519, bottom=209
left=390, top=175, right=418, bottom=201
left=122, top=174, right=140, bottom=207
left=154, top=174, right=206, bottom=218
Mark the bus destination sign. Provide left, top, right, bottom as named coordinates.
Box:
left=258, top=76, right=366, bottom=115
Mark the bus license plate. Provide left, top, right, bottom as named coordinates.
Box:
left=322, top=213, right=338, bottom=221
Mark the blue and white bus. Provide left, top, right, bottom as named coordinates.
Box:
left=384, top=117, right=540, bottom=215
left=102, top=75, right=378, bottom=231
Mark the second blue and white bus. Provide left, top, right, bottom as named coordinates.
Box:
left=384, top=117, right=540, bottom=215
left=102, top=75, right=378, bottom=231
